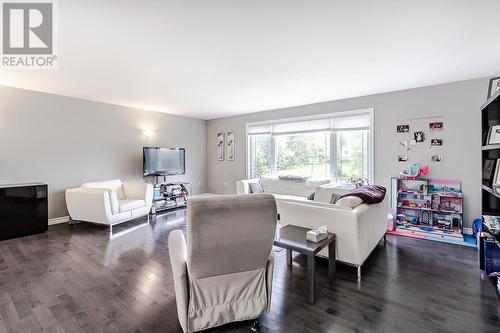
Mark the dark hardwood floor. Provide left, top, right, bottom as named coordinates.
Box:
left=0, top=209, right=498, bottom=333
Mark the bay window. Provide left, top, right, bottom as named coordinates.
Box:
left=247, top=109, right=373, bottom=182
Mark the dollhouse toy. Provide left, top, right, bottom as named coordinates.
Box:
left=389, top=178, right=465, bottom=245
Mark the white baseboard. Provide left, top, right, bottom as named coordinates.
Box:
left=463, top=227, right=473, bottom=235
left=48, top=216, right=70, bottom=225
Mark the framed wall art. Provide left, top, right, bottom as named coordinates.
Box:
left=227, top=131, right=235, bottom=161
left=217, top=132, right=225, bottom=161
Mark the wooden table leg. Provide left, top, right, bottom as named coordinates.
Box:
left=328, top=241, right=336, bottom=280
left=286, top=249, right=292, bottom=266
left=307, top=254, right=315, bottom=304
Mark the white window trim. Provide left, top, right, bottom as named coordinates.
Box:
left=245, top=108, right=375, bottom=181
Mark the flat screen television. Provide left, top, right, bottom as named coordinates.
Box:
left=143, top=147, right=185, bottom=176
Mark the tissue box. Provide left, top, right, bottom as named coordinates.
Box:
left=306, top=226, right=328, bottom=242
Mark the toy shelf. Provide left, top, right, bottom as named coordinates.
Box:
left=390, top=177, right=466, bottom=245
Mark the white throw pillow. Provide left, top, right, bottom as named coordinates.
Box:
left=313, top=184, right=356, bottom=203
left=336, top=196, right=363, bottom=208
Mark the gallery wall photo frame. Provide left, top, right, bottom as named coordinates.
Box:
left=217, top=132, right=225, bottom=161
left=397, top=124, right=409, bottom=133
left=429, top=121, right=443, bottom=131
left=413, top=131, right=424, bottom=143
left=430, top=138, right=443, bottom=147
left=431, top=154, right=442, bottom=162
left=227, top=131, right=235, bottom=161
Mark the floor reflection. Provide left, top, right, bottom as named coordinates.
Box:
left=104, top=209, right=186, bottom=266
left=104, top=220, right=155, bottom=266
left=151, top=209, right=186, bottom=239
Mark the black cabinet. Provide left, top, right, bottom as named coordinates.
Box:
left=0, top=183, right=48, bottom=241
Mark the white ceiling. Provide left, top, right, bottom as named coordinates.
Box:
left=1, top=0, right=500, bottom=120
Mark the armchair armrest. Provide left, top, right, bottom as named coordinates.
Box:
left=122, top=183, right=154, bottom=203
left=350, top=197, right=389, bottom=259
left=236, top=178, right=260, bottom=195
left=168, top=230, right=189, bottom=333
left=265, top=253, right=274, bottom=314
left=65, top=188, right=114, bottom=223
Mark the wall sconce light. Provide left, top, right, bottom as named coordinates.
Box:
left=142, top=129, right=155, bottom=137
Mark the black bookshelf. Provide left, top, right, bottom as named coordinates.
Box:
left=482, top=91, right=500, bottom=214
left=481, top=91, right=500, bottom=300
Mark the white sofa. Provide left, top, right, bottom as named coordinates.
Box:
left=65, top=179, right=153, bottom=228
left=236, top=176, right=331, bottom=212
left=278, top=185, right=388, bottom=278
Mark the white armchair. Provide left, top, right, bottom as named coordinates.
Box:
left=169, top=194, right=277, bottom=332
left=65, top=179, right=153, bottom=227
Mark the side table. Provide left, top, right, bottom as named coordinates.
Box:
left=274, top=224, right=336, bottom=303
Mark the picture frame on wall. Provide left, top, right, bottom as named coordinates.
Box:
left=397, top=124, right=409, bottom=133
left=430, top=138, right=443, bottom=146
left=429, top=122, right=443, bottom=131
left=431, top=154, right=442, bottom=162
left=487, top=125, right=500, bottom=145
left=217, top=132, right=225, bottom=161
left=414, top=131, right=424, bottom=143
left=227, top=131, right=235, bottom=161
left=483, top=159, right=496, bottom=186
left=487, top=76, right=500, bottom=99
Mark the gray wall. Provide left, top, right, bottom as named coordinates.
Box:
left=206, top=78, right=487, bottom=228
left=0, top=86, right=207, bottom=219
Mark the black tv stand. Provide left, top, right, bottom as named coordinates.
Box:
left=151, top=182, right=191, bottom=214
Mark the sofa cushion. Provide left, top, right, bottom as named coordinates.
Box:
left=336, top=196, right=364, bottom=208
left=119, top=199, right=146, bottom=212
left=329, top=193, right=342, bottom=204
left=249, top=182, right=264, bottom=193
left=313, top=183, right=356, bottom=204
left=82, top=179, right=125, bottom=200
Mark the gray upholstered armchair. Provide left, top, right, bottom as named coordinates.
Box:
left=168, top=194, right=277, bottom=333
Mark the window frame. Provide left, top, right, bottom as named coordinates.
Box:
left=246, top=108, right=374, bottom=181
